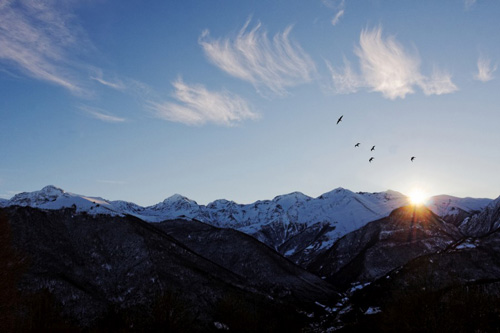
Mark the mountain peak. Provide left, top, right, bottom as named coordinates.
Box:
left=10, top=185, right=66, bottom=205
left=317, top=187, right=354, bottom=199
left=272, top=191, right=311, bottom=202
left=41, top=185, right=65, bottom=195
left=388, top=205, right=437, bottom=222
left=384, top=189, right=406, bottom=197
left=163, top=193, right=191, bottom=203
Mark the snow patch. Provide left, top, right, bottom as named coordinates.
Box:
left=214, top=322, right=229, bottom=330
left=349, top=282, right=371, bottom=294
left=364, top=307, right=382, bottom=315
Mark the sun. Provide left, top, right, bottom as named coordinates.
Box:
left=409, top=189, right=427, bottom=206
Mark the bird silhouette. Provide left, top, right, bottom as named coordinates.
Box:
left=371, top=145, right=375, bottom=151
left=355, top=143, right=360, bottom=147
left=369, top=157, right=374, bottom=163
left=337, top=115, right=343, bottom=124
left=411, top=156, right=415, bottom=162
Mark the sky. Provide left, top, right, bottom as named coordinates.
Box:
left=1, top=0, right=500, bottom=206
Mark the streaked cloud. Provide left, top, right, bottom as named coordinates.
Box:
left=474, top=56, right=497, bottom=82
left=356, top=27, right=422, bottom=99
left=328, top=26, right=458, bottom=99
left=80, top=105, right=127, bottom=123
left=0, top=0, right=90, bottom=94
left=326, top=58, right=360, bottom=94
left=322, top=0, right=346, bottom=26
left=149, top=78, right=258, bottom=126
left=331, top=9, right=345, bottom=26
left=199, top=19, right=316, bottom=96
left=419, top=69, right=458, bottom=95
left=90, top=70, right=126, bottom=91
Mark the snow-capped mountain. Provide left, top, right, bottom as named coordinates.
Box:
left=6, top=185, right=123, bottom=216
left=308, top=205, right=462, bottom=288
left=3, top=186, right=493, bottom=263
left=458, top=196, right=500, bottom=236
left=426, top=194, right=491, bottom=225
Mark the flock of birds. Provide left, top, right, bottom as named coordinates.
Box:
left=337, top=115, right=416, bottom=163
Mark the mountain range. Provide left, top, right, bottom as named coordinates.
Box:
left=1, top=185, right=499, bottom=331
left=0, top=185, right=491, bottom=266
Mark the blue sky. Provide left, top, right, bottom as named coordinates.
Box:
left=1, top=0, right=499, bottom=205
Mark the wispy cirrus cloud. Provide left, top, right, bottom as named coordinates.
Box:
left=331, top=9, right=345, bottom=26
left=322, top=0, right=345, bottom=26
left=474, top=56, right=497, bottom=82
left=0, top=0, right=91, bottom=94
left=326, top=57, right=359, bottom=94
left=149, top=78, right=258, bottom=126
left=90, top=70, right=126, bottom=91
left=328, top=26, right=457, bottom=99
left=79, top=105, right=127, bottom=123
left=199, top=19, right=316, bottom=96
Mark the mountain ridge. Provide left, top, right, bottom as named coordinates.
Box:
left=3, top=185, right=493, bottom=264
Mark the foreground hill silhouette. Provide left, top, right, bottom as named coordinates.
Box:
left=1, top=206, right=337, bottom=331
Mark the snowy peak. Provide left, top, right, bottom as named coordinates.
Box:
left=272, top=191, right=311, bottom=209
left=5, top=185, right=121, bottom=216
left=150, top=193, right=199, bottom=210
left=206, top=199, right=239, bottom=210
left=317, top=187, right=355, bottom=200
left=162, top=193, right=193, bottom=203
left=10, top=185, right=65, bottom=206
left=427, top=195, right=491, bottom=217
left=459, top=195, right=500, bottom=236
left=360, top=189, right=407, bottom=202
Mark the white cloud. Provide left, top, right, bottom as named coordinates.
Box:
left=326, top=58, right=360, bottom=94
left=80, top=105, right=127, bottom=123
left=149, top=79, right=259, bottom=126
left=356, top=27, right=422, bottom=99
left=474, top=56, right=497, bottom=82
left=328, top=26, right=457, bottom=99
left=322, top=0, right=345, bottom=26
left=0, top=1, right=90, bottom=94
left=331, top=9, right=345, bottom=26
left=419, top=69, right=458, bottom=95
left=90, top=70, right=126, bottom=91
left=199, top=19, right=316, bottom=96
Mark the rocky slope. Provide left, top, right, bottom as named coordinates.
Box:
left=325, top=199, right=500, bottom=332
left=307, top=205, right=462, bottom=290
left=458, top=196, right=500, bottom=236
left=2, top=206, right=337, bottom=331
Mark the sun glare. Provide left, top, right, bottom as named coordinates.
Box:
left=409, top=189, right=427, bottom=206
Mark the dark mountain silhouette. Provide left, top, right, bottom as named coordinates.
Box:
left=1, top=206, right=337, bottom=331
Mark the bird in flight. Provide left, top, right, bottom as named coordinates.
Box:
left=337, top=115, right=343, bottom=124
left=371, top=145, right=375, bottom=151
left=369, top=157, right=374, bottom=163
left=355, top=143, right=360, bottom=147
left=411, top=156, right=416, bottom=162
